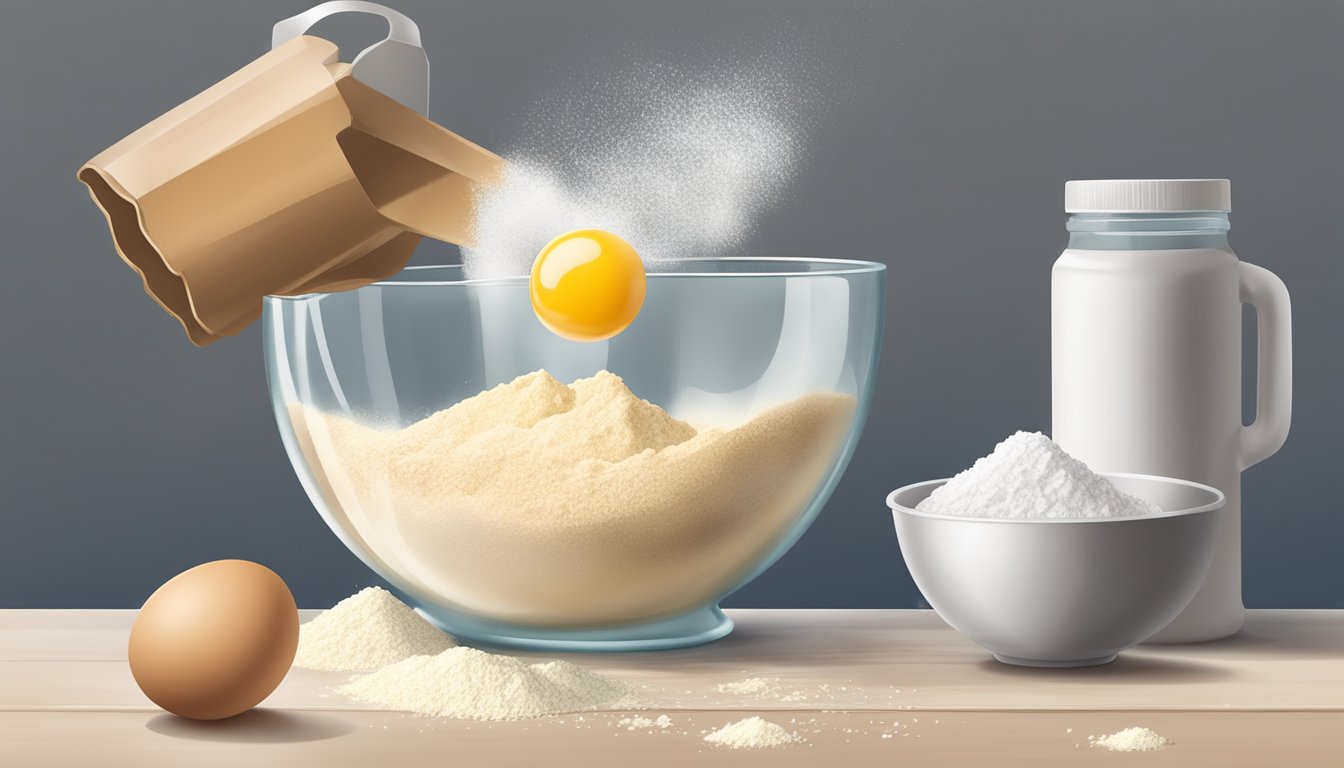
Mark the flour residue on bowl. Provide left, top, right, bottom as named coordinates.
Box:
left=289, top=371, right=854, bottom=625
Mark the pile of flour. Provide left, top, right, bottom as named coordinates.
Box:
left=338, top=646, right=637, bottom=720
left=294, top=587, right=454, bottom=671
left=1089, top=726, right=1171, bottom=752
left=296, top=587, right=637, bottom=721
left=463, top=71, right=807, bottom=279
left=292, top=371, right=854, bottom=626
left=916, top=432, right=1161, bottom=519
left=703, top=716, right=800, bottom=749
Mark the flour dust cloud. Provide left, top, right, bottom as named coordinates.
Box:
left=463, top=67, right=816, bottom=279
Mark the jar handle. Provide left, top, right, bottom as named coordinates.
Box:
left=1238, top=262, right=1292, bottom=469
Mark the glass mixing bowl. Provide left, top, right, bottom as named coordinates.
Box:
left=265, top=258, right=884, bottom=650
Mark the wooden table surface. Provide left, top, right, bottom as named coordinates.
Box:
left=3, top=609, right=1342, bottom=766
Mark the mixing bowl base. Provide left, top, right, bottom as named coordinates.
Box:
left=413, top=604, right=735, bottom=652
left=992, top=653, right=1118, bottom=668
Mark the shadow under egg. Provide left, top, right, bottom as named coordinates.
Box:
left=146, top=708, right=359, bottom=744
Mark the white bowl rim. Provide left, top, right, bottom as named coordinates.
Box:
left=268, top=257, right=887, bottom=297
left=885, top=471, right=1226, bottom=524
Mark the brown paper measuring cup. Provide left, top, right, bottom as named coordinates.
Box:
left=78, top=17, right=502, bottom=345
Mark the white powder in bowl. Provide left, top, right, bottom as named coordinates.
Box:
left=703, top=716, right=800, bottom=749
left=1089, top=726, right=1171, bottom=752
left=337, top=646, right=637, bottom=720
left=294, top=587, right=455, bottom=671
left=916, top=431, right=1162, bottom=520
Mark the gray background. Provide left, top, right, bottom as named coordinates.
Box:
left=1, top=0, right=1339, bottom=609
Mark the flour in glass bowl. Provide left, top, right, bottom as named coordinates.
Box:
left=291, top=370, right=854, bottom=626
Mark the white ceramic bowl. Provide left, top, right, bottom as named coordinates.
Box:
left=886, top=473, right=1225, bottom=667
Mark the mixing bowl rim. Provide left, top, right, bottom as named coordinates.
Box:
left=885, top=472, right=1226, bottom=524
left=267, top=257, right=886, bottom=297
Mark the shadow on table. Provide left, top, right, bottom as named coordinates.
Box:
left=1146, top=613, right=1344, bottom=658
left=605, top=613, right=975, bottom=675
left=146, top=709, right=358, bottom=744
left=624, top=612, right=997, bottom=670
left=974, top=653, right=1234, bottom=684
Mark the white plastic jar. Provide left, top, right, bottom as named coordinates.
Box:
left=1052, top=179, right=1291, bottom=643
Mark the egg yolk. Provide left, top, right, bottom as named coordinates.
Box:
left=530, top=229, right=646, bottom=342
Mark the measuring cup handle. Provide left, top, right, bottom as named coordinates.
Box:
left=272, top=1, right=421, bottom=47
left=271, top=1, right=429, bottom=116
left=1238, top=261, right=1292, bottom=469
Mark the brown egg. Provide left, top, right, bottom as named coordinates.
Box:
left=129, top=560, right=298, bottom=720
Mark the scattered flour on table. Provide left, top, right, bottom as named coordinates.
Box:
left=617, top=714, right=673, bottom=731
left=716, top=677, right=781, bottom=695
left=916, top=431, right=1162, bottom=519
left=294, top=587, right=454, bottom=671
left=714, top=676, right=809, bottom=702
left=703, top=716, right=801, bottom=749
left=1089, top=726, right=1171, bottom=752
left=337, top=646, right=638, bottom=720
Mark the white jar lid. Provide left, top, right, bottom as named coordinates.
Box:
left=1065, top=179, right=1231, bottom=213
